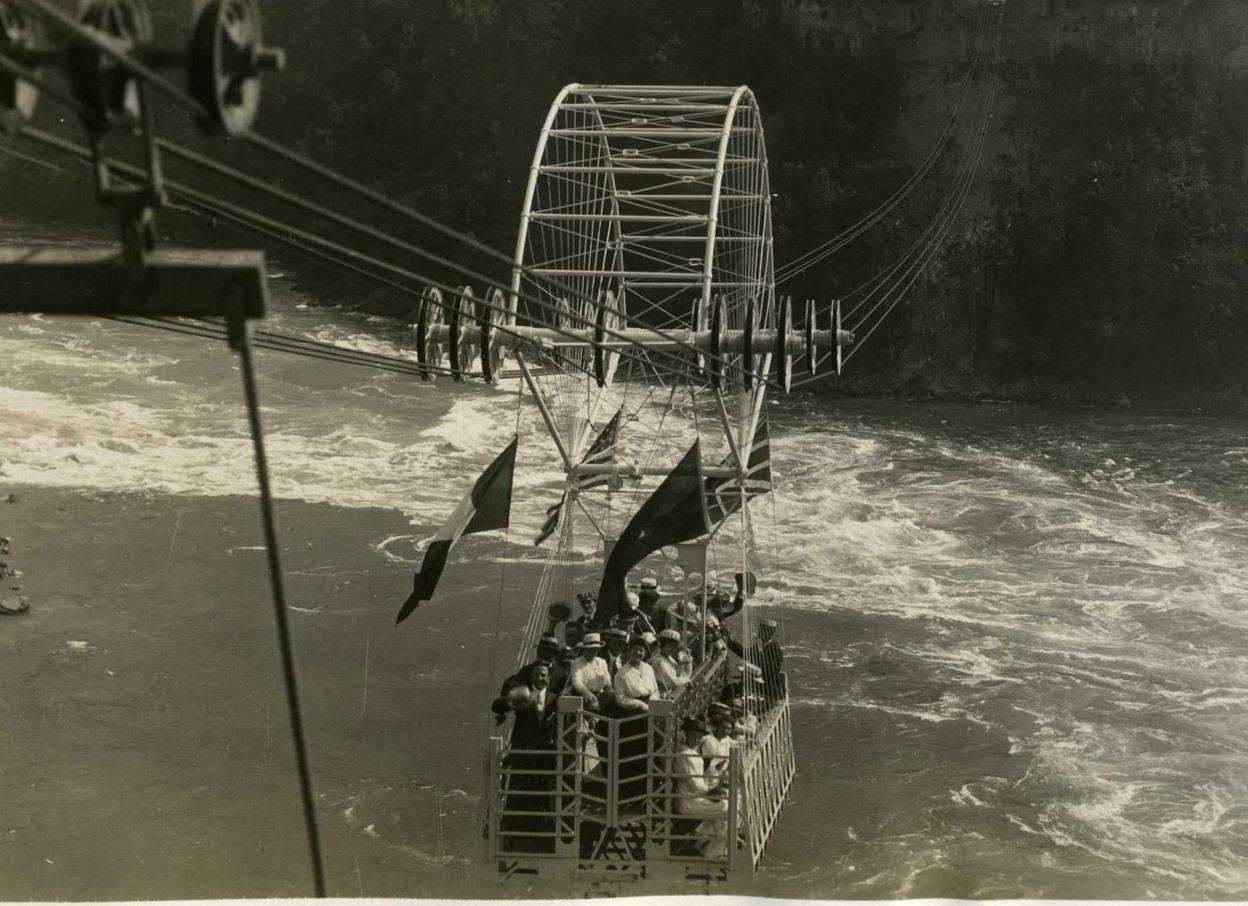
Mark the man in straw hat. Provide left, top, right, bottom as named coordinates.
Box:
left=636, top=575, right=662, bottom=622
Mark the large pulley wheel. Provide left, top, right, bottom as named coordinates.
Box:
left=187, top=0, right=283, bottom=136
left=592, top=289, right=624, bottom=388
left=479, top=288, right=508, bottom=385
left=694, top=293, right=710, bottom=375
left=447, top=285, right=477, bottom=382
left=414, top=286, right=444, bottom=381
left=834, top=297, right=844, bottom=376
left=773, top=294, right=793, bottom=393
left=804, top=297, right=819, bottom=376
left=68, top=0, right=153, bottom=131
left=0, top=3, right=40, bottom=131
left=742, top=297, right=756, bottom=388
left=707, top=294, right=726, bottom=390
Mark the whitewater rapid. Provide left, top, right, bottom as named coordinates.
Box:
left=2, top=287, right=1246, bottom=897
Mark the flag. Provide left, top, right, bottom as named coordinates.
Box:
left=595, top=440, right=708, bottom=624
left=705, top=417, right=772, bottom=525
left=396, top=436, right=518, bottom=623
left=533, top=409, right=622, bottom=546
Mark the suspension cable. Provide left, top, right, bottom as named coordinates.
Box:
left=0, top=0, right=777, bottom=391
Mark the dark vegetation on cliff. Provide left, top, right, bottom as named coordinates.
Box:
left=2, top=0, right=1245, bottom=408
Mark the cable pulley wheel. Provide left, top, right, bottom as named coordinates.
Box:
left=0, top=2, right=40, bottom=131
left=67, top=0, right=153, bottom=132
left=804, top=297, right=819, bottom=376
left=834, top=297, right=844, bottom=376
left=592, top=289, right=624, bottom=388
left=415, top=286, right=443, bottom=382
left=708, top=294, right=726, bottom=390
left=447, top=285, right=476, bottom=383
left=742, top=296, right=758, bottom=389
left=694, top=293, right=710, bottom=376
left=773, top=294, right=793, bottom=393
left=187, top=0, right=284, bottom=136
left=479, top=288, right=507, bottom=385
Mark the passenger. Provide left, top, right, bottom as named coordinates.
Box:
left=707, top=570, right=755, bottom=620
left=637, top=575, right=662, bottom=622
left=727, top=619, right=785, bottom=708
left=496, top=663, right=558, bottom=853
left=490, top=633, right=567, bottom=722
left=566, top=633, right=609, bottom=778
left=568, top=633, right=611, bottom=709
left=566, top=591, right=597, bottom=649
left=700, top=709, right=733, bottom=780
left=601, top=627, right=629, bottom=678
left=614, top=636, right=659, bottom=808
left=672, top=717, right=729, bottom=858
left=731, top=696, right=759, bottom=739
left=611, top=591, right=658, bottom=636
left=651, top=628, right=692, bottom=694
left=613, top=637, right=659, bottom=713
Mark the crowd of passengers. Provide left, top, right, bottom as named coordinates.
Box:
left=489, top=571, right=785, bottom=858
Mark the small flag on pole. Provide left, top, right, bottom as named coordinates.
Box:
left=705, top=417, right=772, bottom=525
left=396, top=436, right=518, bottom=623
left=534, top=409, right=622, bottom=546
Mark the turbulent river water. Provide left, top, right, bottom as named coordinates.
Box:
left=1, top=252, right=1246, bottom=899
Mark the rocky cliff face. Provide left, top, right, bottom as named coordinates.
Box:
left=788, top=0, right=1248, bottom=68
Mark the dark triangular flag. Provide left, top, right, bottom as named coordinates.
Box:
left=397, top=436, right=518, bottom=623
left=706, top=417, right=772, bottom=525
left=534, top=409, right=622, bottom=547
left=595, top=440, right=708, bottom=624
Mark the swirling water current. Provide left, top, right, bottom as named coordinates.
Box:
left=0, top=255, right=1245, bottom=899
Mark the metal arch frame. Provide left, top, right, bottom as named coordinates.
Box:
left=511, top=84, right=779, bottom=473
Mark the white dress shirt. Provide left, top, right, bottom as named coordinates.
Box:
left=613, top=660, right=659, bottom=709
left=650, top=651, right=691, bottom=692
left=569, top=654, right=611, bottom=699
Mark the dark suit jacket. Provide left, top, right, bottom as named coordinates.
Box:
left=490, top=660, right=567, bottom=718
left=510, top=690, right=558, bottom=750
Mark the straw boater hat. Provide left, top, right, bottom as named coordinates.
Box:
left=658, top=628, right=682, bottom=644
left=602, top=627, right=629, bottom=643
left=537, top=633, right=561, bottom=651
left=579, top=632, right=603, bottom=649
left=640, top=576, right=658, bottom=589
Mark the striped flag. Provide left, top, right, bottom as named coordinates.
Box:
left=705, top=417, right=772, bottom=525
left=534, top=409, right=622, bottom=546
left=396, top=436, right=518, bottom=623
